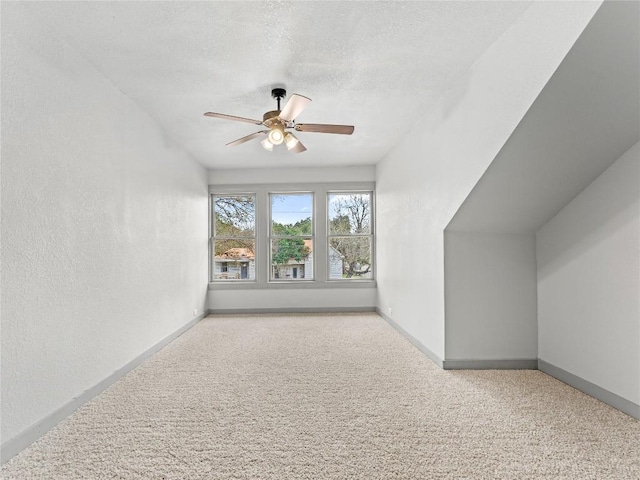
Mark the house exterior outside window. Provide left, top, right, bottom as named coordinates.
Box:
left=213, top=250, right=254, bottom=280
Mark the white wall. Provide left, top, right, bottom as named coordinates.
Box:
left=209, top=166, right=375, bottom=185
left=208, top=288, right=376, bottom=312
left=537, top=142, right=639, bottom=405
left=444, top=232, right=537, bottom=361
left=439, top=0, right=637, bottom=368
left=375, top=1, right=600, bottom=360
left=444, top=0, right=639, bottom=236
left=1, top=5, right=209, bottom=450
left=208, top=166, right=377, bottom=311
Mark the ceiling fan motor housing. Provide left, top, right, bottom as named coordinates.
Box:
left=263, top=109, right=291, bottom=131
left=263, top=110, right=280, bottom=125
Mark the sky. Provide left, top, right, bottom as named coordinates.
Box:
left=271, top=193, right=371, bottom=226
left=271, top=193, right=313, bottom=225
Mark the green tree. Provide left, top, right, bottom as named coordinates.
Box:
left=330, top=214, right=351, bottom=234
left=272, top=216, right=311, bottom=236
left=292, top=217, right=312, bottom=235
left=272, top=237, right=310, bottom=278
left=271, top=216, right=312, bottom=274
left=272, top=238, right=310, bottom=264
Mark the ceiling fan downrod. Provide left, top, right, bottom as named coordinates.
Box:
left=271, top=88, right=287, bottom=111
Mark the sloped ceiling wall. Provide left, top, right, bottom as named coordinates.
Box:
left=446, top=0, right=639, bottom=234
left=375, top=1, right=601, bottom=360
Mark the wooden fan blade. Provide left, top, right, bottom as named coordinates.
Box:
left=294, top=123, right=354, bottom=135
left=279, top=94, right=311, bottom=122
left=204, top=112, right=263, bottom=125
left=226, top=130, right=268, bottom=147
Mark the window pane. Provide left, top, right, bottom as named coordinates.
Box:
left=214, top=195, right=255, bottom=237
left=271, top=193, right=313, bottom=235
left=328, top=193, right=371, bottom=234
left=213, top=239, right=255, bottom=280
left=271, top=238, right=313, bottom=280
left=329, top=237, right=372, bottom=279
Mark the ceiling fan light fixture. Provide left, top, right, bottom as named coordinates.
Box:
left=204, top=88, right=354, bottom=154
left=261, top=138, right=273, bottom=151
left=268, top=125, right=285, bottom=145
left=284, top=132, right=299, bottom=150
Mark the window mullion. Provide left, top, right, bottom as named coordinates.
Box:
left=256, top=188, right=269, bottom=285
left=315, top=187, right=328, bottom=282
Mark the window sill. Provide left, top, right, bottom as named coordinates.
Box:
left=208, top=280, right=377, bottom=290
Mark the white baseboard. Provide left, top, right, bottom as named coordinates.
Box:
left=538, top=359, right=639, bottom=420
left=1, top=313, right=206, bottom=464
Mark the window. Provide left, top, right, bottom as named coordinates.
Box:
left=270, top=193, right=313, bottom=281
left=328, top=192, right=373, bottom=279
left=209, top=183, right=374, bottom=287
left=212, top=194, right=256, bottom=281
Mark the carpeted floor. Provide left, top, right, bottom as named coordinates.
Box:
left=2, top=313, right=639, bottom=479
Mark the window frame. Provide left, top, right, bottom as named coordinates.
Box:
left=210, top=192, right=257, bottom=283
left=326, top=190, right=375, bottom=281
left=208, top=182, right=375, bottom=290
left=269, top=191, right=315, bottom=282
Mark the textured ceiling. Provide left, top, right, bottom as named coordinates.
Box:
left=24, top=1, right=532, bottom=170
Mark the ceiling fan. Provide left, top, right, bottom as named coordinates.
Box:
left=204, top=88, right=354, bottom=153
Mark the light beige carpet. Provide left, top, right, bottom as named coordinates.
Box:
left=2, top=313, right=639, bottom=479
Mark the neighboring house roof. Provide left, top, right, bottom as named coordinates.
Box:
left=214, top=248, right=254, bottom=260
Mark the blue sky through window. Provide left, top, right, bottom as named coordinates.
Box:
left=271, top=193, right=313, bottom=225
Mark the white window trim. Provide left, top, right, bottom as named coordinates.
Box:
left=210, top=192, right=257, bottom=282
left=269, top=191, right=315, bottom=282
left=208, top=182, right=376, bottom=290
left=326, top=189, right=375, bottom=282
